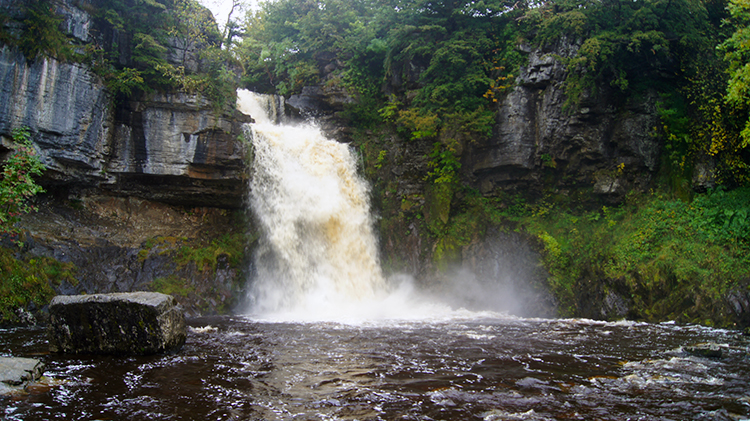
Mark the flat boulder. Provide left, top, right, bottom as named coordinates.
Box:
left=48, top=292, right=186, bottom=355
left=0, top=357, right=44, bottom=395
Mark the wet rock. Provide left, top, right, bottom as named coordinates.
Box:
left=725, top=287, right=750, bottom=329
left=0, top=357, right=44, bottom=395
left=0, top=45, right=111, bottom=184
left=48, top=292, right=186, bottom=355
left=683, top=343, right=724, bottom=359
left=106, top=91, right=251, bottom=208
left=466, top=38, right=661, bottom=202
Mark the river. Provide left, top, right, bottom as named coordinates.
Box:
left=2, top=316, right=750, bottom=420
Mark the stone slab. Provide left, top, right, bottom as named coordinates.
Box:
left=0, top=357, right=44, bottom=395
left=48, top=292, right=186, bottom=355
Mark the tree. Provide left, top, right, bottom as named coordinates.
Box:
left=723, top=0, right=750, bottom=140
left=0, top=128, right=46, bottom=241
left=17, top=0, right=77, bottom=61
left=168, top=0, right=218, bottom=68
left=718, top=0, right=750, bottom=184
left=220, top=0, right=245, bottom=49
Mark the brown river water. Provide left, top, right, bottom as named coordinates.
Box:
left=2, top=315, right=749, bottom=420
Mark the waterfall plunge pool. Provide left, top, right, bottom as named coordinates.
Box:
left=2, top=315, right=750, bottom=420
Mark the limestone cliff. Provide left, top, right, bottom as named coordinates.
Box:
left=0, top=46, right=250, bottom=208
left=1, top=0, right=250, bottom=208
left=107, top=92, right=250, bottom=208
left=0, top=0, right=253, bottom=320
left=0, top=45, right=110, bottom=185
left=468, top=39, right=661, bottom=202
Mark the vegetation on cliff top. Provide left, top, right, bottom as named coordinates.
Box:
left=236, top=0, right=749, bottom=186
left=0, top=0, right=238, bottom=107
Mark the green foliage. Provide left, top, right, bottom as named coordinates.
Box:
left=150, top=275, right=194, bottom=297
left=0, top=247, right=76, bottom=324
left=521, top=189, right=750, bottom=324
left=523, top=0, right=715, bottom=109
left=129, top=32, right=172, bottom=89
left=175, top=232, right=246, bottom=271
left=426, top=140, right=461, bottom=184
left=17, top=0, right=78, bottom=61
left=397, top=109, right=440, bottom=140
left=718, top=0, right=750, bottom=184
left=723, top=0, right=750, bottom=113
left=106, top=67, right=146, bottom=97
left=1, top=128, right=46, bottom=240
left=237, top=0, right=514, bottom=141
left=656, top=54, right=749, bottom=187
left=535, top=0, right=716, bottom=106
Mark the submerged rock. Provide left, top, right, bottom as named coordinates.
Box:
left=48, top=292, right=186, bottom=355
left=0, top=357, right=44, bottom=395
left=683, top=342, right=724, bottom=359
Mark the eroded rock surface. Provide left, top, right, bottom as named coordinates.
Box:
left=467, top=39, right=661, bottom=202
left=48, top=292, right=186, bottom=355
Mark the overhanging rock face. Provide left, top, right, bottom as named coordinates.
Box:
left=48, top=292, right=186, bottom=355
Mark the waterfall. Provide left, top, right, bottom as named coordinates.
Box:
left=238, top=90, right=388, bottom=319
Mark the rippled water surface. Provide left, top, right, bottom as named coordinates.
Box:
left=2, top=316, right=750, bottom=420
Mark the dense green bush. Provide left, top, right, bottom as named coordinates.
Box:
left=522, top=188, right=750, bottom=325
left=0, top=247, right=76, bottom=324
left=1, top=127, right=46, bottom=240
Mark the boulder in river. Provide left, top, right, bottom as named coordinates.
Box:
left=48, top=292, right=186, bottom=355
left=0, top=357, right=45, bottom=395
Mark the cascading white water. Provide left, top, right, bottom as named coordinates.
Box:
left=238, top=90, right=389, bottom=320
left=237, top=90, right=523, bottom=322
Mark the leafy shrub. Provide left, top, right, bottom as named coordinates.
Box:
left=0, top=247, right=76, bottom=324
left=17, top=0, right=77, bottom=61
left=1, top=127, right=46, bottom=240
left=523, top=188, right=750, bottom=325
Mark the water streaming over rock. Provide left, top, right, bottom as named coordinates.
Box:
left=238, top=91, right=388, bottom=320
